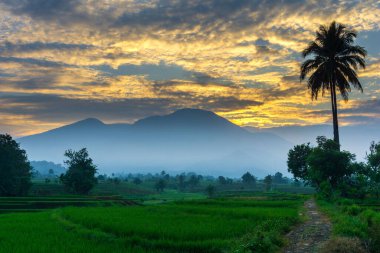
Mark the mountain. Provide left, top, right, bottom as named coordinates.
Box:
left=245, top=123, right=380, bottom=160
left=18, top=109, right=292, bottom=178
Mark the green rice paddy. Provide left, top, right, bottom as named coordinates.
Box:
left=0, top=195, right=306, bottom=253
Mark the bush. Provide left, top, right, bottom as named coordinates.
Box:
left=318, top=181, right=334, bottom=200
left=337, top=198, right=355, bottom=206
left=334, top=215, right=368, bottom=238
left=343, top=205, right=362, bottom=216
left=369, top=220, right=380, bottom=253
left=360, top=209, right=380, bottom=253
left=320, top=237, right=366, bottom=253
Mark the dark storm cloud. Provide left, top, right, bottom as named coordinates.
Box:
left=0, top=92, right=262, bottom=122
left=0, top=41, right=93, bottom=54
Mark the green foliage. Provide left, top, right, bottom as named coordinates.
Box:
left=217, top=176, right=227, bottom=185
left=0, top=192, right=304, bottom=253
left=0, top=134, right=32, bottom=196
left=154, top=179, right=166, bottom=192
left=367, top=141, right=380, bottom=198
left=272, top=172, right=285, bottom=184
left=241, top=172, right=256, bottom=185
left=287, top=143, right=312, bottom=181
left=205, top=184, right=215, bottom=198
left=263, top=175, right=272, bottom=191
left=288, top=139, right=380, bottom=199
left=60, top=148, right=97, bottom=194
left=318, top=199, right=380, bottom=253
left=307, top=137, right=355, bottom=189
left=337, top=165, right=369, bottom=199
left=57, top=197, right=302, bottom=253
left=133, top=178, right=143, bottom=185
left=343, top=205, right=362, bottom=216
left=288, top=136, right=359, bottom=198
left=318, top=181, right=334, bottom=199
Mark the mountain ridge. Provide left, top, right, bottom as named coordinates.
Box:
left=18, top=108, right=292, bottom=177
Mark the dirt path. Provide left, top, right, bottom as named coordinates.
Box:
left=283, top=199, right=331, bottom=253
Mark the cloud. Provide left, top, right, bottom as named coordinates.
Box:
left=0, top=41, right=93, bottom=55
left=0, top=56, right=70, bottom=67
left=0, top=0, right=379, bottom=135
left=0, top=0, right=89, bottom=25
left=0, top=92, right=262, bottom=123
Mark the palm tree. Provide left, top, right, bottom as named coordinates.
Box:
left=300, top=21, right=366, bottom=147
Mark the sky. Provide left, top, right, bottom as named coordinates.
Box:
left=0, top=0, right=379, bottom=137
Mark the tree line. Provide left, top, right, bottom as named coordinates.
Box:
left=1, top=134, right=298, bottom=196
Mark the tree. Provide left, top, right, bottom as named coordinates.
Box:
left=338, top=162, right=368, bottom=199
left=60, top=148, right=97, bottom=194
left=177, top=174, right=186, bottom=191
left=263, top=175, right=272, bottom=191
left=288, top=136, right=356, bottom=197
left=0, top=134, right=32, bottom=196
left=367, top=141, right=380, bottom=198
left=133, top=177, right=142, bottom=185
left=205, top=184, right=215, bottom=198
left=187, top=174, right=200, bottom=189
left=307, top=137, right=355, bottom=189
left=155, top=179, right=166, bottom=192
left=272, top=172, right=284, bottom=184
left=242, top=172, right=256, bottom=185
left=300, top=21, right=366, bottom=146
left=287, top=143, right=312, bottom=181
left=218, top=176, right=227, bottom=185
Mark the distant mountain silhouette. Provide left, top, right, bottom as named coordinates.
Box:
left=19, top=109, right=293, bottom=177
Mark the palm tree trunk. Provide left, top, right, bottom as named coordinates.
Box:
left=330, top=84, right=340, bottom=147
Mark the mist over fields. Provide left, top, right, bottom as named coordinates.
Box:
left=18, top=108, right=380, bottom=178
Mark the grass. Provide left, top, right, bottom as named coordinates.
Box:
left=317, top=198, right=380, bottom=252
left=0, top=194, right=305, bottom=253
left=0, top=195, right=133, bottom=214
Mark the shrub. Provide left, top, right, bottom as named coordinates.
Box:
left=361, top=210, right=380, bottom=253
left=337, top=198, right=355, bottom=206
left=343, top=205, right=362, bottom=216
left=318, top=181, right=334, bottom=200
left=334, top=215, right=368, bottom=238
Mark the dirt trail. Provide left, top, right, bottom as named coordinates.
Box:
left=283, top=199, right=331, bottom=253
